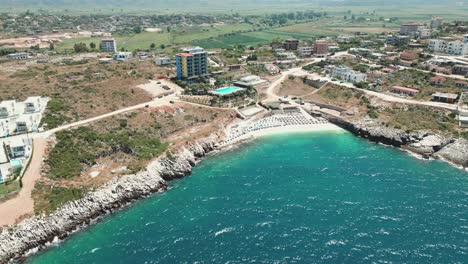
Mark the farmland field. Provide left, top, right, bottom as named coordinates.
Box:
left=55, top=6, right=468, bottom=51
left=275, top=18, right=400, bottom=36
left=192, top=29, right=325, bottom=49
left=57, top=24, right=253, bottom=51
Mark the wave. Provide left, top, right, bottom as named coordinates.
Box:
left=214, top=227, right=235, bottom=237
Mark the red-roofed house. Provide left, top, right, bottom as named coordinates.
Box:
left=390, top=86, right=420, bottom=97
left=400, top=51, right=419, bottom=61
left=430, top=76, right=447, bottom=85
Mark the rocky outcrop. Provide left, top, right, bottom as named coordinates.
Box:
left=328, top=116, right=416, bottom=147
left=0, top=133, right=224, bottom=264
left=434, top=139, right=468, bottom=167
left=406, top=134, right=453, bottom=158
left=327, top=115, right=467, bottom=168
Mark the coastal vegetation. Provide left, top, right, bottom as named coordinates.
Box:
left=381, top=106, right=458, bottom=134
left=0, top=181, right=20, bottom=200
left=40, top=98, right=71, bottom=129
left=306, top=83, right=366, bottom=111
left=47, top=127, right=168, bottom=179
left=33, top=183, right=87, bottom=215
left=32, top=104, right=235, bottom=215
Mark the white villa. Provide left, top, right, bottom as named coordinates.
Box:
left=329, top=65, right=368, bottom=83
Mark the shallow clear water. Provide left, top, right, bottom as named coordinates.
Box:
left=28, top=132, right=468, bottom=263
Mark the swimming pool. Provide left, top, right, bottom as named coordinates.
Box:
left=212, top=87, right=244, bottom=95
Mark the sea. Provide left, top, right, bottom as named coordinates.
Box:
left=27, top=132, right=468, bottom=263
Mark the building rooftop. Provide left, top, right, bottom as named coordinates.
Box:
left=177, top=53, right=193, bottom=57
left=402, top=22, right=423, bottom=26
left=392, top=86, right=420, bottom=93
left=432, top=92, right=458, bottom=100
left=400, top=51, right=416, bottom=56
left=181, top=47, right=205, bottom=54
left=431, top=76, right=447, bottom=82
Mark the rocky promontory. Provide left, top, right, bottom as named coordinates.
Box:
left=0, top=133, right=223, bottom=263
left=327, top=116, right=468, bottom=168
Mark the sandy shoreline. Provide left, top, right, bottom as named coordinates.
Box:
left=223, top=123, right=345, bottom=146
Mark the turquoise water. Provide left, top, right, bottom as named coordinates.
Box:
left=213, top=87, right=243, bottom=95
left=28, top=132, right=467, bottom=263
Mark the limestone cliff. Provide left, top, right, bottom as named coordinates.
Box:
left=0, top=133, right=223, bottom=263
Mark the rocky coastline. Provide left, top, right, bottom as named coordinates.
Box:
left=1, top=114, right=467, bottom=263
left=326, top=115, right=468, bottom=168
left=0, top=133, right=224, bottom=264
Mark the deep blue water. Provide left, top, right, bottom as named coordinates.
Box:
left=28, top=132, right=468, bottom=263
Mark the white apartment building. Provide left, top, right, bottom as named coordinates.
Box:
left=447, top=41, right=468, bottom=55
left=113, top=52, right=132, bottom=61
left=298, top=46, right=313, bottom=57
left=277, top=52, right=297, bottom=60
left=419, top=28, right=432, bottom=39
left=428, top=35, right=468, bottom=55
left=155, top=57, right=172, bottom=66
left=330, top=66, right=367, bottom=83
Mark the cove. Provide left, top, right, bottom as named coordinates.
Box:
left=28, top=132, right=468, bottom=263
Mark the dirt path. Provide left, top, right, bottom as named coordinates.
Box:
left=0, top=138, right=47, bottom=226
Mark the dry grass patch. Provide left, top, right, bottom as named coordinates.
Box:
left=276, top=76, right=317, bottom=97
left=0, top=59, right=173, bottom=128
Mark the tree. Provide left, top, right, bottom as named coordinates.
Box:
left=133, top=26, right=142, bottom=34
left=73, top=43, right=88, bottom=53
left=150, top=43, right=156, bottom=49
left=247, top=54, right=257, bottom=61
left=160, top=44, right=166, bottom=49
left=49, top=43, right=55, bottom=50
left=89, top=42, right=96, bottom=50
